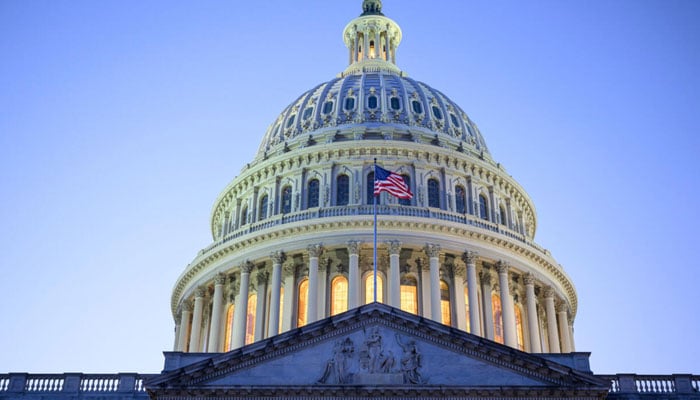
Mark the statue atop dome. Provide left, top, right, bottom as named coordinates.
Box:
left=361, top=0, right=383, bottom=16
left=343, top=0, right=402, bottom=75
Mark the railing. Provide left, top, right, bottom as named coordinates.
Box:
left=599, top=374, right=700, bottom=396
left=0, top=373, right=156, bottom=397
left=199, top=205, right=547, bottom=258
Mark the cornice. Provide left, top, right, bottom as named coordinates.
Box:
left=173, top=216, right=577, bottom=322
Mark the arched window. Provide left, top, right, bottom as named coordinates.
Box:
left=515, top=305, right=525, bottom=351
left=366, top=171, right=379, bottom=205
left=245, top=294, right=257, bottom=345
left=440, top=280, right=452, bottom=326
left=499, top=205, right=507, bottom=225
left=336, top=174, right=349, bottom=206
left=308, top=179, right=320, bottom=208
left=479, top=194, right=489, bottom=221
left=365, top=273, right=384, bottom=304
left=428, top=178, right=440, bottom=208
left=492, top=293, right=504, bottom=344
left=399, top=174, right=411, bottom=206
left=240, top=205, right=248, bottom=226
left=281, top=186, right=292, bottom=214
left=224, top=304, right=234, bottom=351
left=331, top=276, right=348, bottom=315
left=368, top=95, right=378, bottom=109
left=297, top=279, right=309, bottom=327
left=400, top=276, right=418, bottom=314
left=259, top=194, right=268, bottom=220
left=455, top=185, right=467, bottom=214
left=464, top=286, right=471, bottom=333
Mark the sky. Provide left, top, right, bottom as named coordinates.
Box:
left=1, top=0, right=698, bottom=375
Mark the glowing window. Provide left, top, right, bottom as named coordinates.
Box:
left=464, top=286, right=471, bottom=333
left=245, top=293, right=257, bottom=345
left=428, top=178, right=440, bottom=208
left=492, top=293, right=504, bottom=344
left=400, top=276, right=418, bottom=314
left=281, top=186, right=292, bottom=214
left=432, top=105, right=443, bottom=119
left=398, top=174, right=411, bottom=206
left=224, top=304, right=234, bottom=351
left=331, top=276, right=348, bottom=315
left=411, top=100, right=422, bottom=114
left=390, top=97, right=400, bottom=110
left=308, top=179, right=320, bottom=208
left=297, top=279, right=308, bottom=327
left=323, top=101, right=334, bottom=114
left=368, top=95, right=378, bottom=109
left=365, top=273, right=384, bottom=304
left=303, top=107, right=314, bottom=120
left=440, top=280, right=451, bottom=326
left=259, top=194, right=268, bottom=220
left=479, top=194, right=489, bottom=220
left=286, top=114, right=295, bottom=128
left=344, top=97, right=355, bottom=111
left=515, top=306, right=525, bottom=351
left=336, top=174, right=349, bottom=206
left=455, top=185, right=466, bottom=214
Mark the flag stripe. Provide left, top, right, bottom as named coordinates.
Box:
left=374, top=165, right=413, bottom=199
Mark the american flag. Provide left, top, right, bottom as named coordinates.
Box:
left=374, top=165, right=413, bottom=199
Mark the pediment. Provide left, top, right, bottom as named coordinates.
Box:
left=148, top=304, right=606, bottom=396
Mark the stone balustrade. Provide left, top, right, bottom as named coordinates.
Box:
left=599, top=374, right=700, bottom=399
left=0, top=373, right=155, bottom=399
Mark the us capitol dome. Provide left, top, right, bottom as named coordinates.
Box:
left=171, top=0, right=577, bottom=356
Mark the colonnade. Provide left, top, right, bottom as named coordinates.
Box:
left=174, top=242, right=575, bottom=355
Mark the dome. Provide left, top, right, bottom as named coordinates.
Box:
left=256, top=72, right=490, bottom=160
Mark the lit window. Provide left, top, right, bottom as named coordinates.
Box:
left=515, top=306, right=525, bottom=351
left=281, top=186, right=292, bottom=214
left=400, top=277, right=418, bottom=314
left=224, top=304, right=234, bottom=351
left=297, top=279, right=308, bottom=327
left=331, top=276, right=348, bottom=315
left=479, top=194, right=489, bottom=220
left=259, top=194, right=268, bottom=220
left=308, top=179, right=320, bottom=208
left=365, top=273, right=384, bottom=304
left=323, top=101, right=334, bottom=114
left=464, top=286, right=471, bottom=333
left=390, top=97, right=400, bottom=110
left=245, top=294, right=257, bottom=345
left=455, top=185, right=466, bottom=214
left=411, top=100, right=422, bottom=114
left=336, top=175, right=349, bottom=206
left=368, top=95, right=378, bottom=109
left=428, top=178, right=440, bottom=208
left=344, top=97, right=355, bottom=111
left=492, top=293, right=503, bottom=344
left=398, top=174, right=411, bottom=206
left=432, top=105, right=443, bottom=119
left=440, top=280, right=451, bottom=326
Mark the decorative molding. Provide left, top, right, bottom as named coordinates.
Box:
left=496, top=260, right=510, bottom=274
left=347, top=240, right=361, bottom=255
left=462, top=250, right=478, bottom=265
left=307, top=243, right=324, bottom=258
left=270, top=250, right=286, bottom=265
left=240, top=261, right=254, bottom=274
left=423, top=243, right=440, bottom=258
left=387, top=240, right=402, bottom=255
left=523, top=272, right=535, bottom=286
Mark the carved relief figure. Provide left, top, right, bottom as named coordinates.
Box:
left=318, top=337, right=355, bottom=384
left=396, top=333, right=424, bottom=384
left=360, top=327, right=396, bottom=374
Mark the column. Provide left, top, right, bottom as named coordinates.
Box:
left=543, top=287, right=560, bottom=353
left=418, top=258, right=431, bottom=316
left=388, top=240, right=401, bottom=308
left=268, top=251, right=284, bottom=337
left=347, top=241, right=360, bottom=309
left=307, top=244, right=323, bottom=323
left=569, top=322, right=576, bottom=351
left=317, top=257, right=329, bottom=318
left=496, top=261, right=517, bottom=348
left=480, top=270, right=494, bottom=340
left=232, top=261, right=253, bottom=349
left=424, top=244, right=442, bottom=323
left=557, top=302, right=572, bottom=353
left=463, top=251, right=481, bottom=336
left=173, top=315, right=181, bottom=351
left=453, top=260, right=468, bottom=331
left=523, top=273, right=542, bottom=353
left=281, top=261, right=297, bottom=332
left=207, top=273, right=226, bottom=352
left=353, top=33, right=359, bottom=63
left=254, top=269, right=268, bottom=341
left=188, top=288, right=206, bottom=352
left=176, top=302, right=192, bottom=351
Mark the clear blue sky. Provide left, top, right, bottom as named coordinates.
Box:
left=1, top=0, right=698, bottom=374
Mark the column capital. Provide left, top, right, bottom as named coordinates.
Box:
left=182, top=300, right=193, bottom=312
left=495, top=260, right=510, bottom=274
left=270, top=250, right=286, bottom=265
left=543, top=286, right=556, bottom=299
left=307, top=243, right=324, bottom=258
left=194, top=287, right=207, bottom=298
left=387, top=240, right=402, bottom=255
left=174, top=314, right=182, bottom=324
left=240, top=260, right=254, bottom=274
left=283, top=261, right=297, bottom=278
left=453, top=260, right=467, bottom=280
left=347, top=240, right=361, bottom=255
left=215, top=272, right=227, bottom=285
left=556, top=301, right=569, bottom=313
left=462, top=250, right=478, bottom=265
left=256, top=270, right=270, bottom=286
left=424, top=243, right=441, bottom=258
left=523, top=272, right=536, bottom=286
left=479, top=270, right=493, bottom=285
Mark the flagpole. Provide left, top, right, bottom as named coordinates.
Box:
left=373, top=158, right=378, bottom=303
